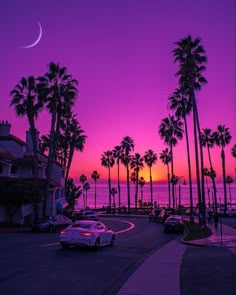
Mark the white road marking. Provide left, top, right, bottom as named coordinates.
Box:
left=40, top=219, right=135, bottom=247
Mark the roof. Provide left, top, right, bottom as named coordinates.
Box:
left=0, top=176, right=61, bottom=189
left=0, top=134, right=26, bottom=146
left=0, top=149, right=16, bottom=161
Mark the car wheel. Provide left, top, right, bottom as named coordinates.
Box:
left=110, top=235, right=115, bottom=246
left=94, top=238, right=100, bottom=249
left=60, top=243, right=69, bottom=249
left=48, top=225, right=54, bottom=233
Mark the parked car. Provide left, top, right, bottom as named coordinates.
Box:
left=70, top=210, right=85, bottom=221
left=32, top=215, right=72, bottom=232
left=157, top=208, right=175, bottom=223
left=149, top=208, right=162, bottom=222
left=81, top=210, right=99, bottom=221
left=227, top=208, right=236, bottom=217
left=60, top=220, right=115, bottom=248
left=164, top=215, right=185, bottom=233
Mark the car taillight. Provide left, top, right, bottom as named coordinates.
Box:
left=80, top=232, right=93, bottom=237
left=60, top=230, right=67, bottom=234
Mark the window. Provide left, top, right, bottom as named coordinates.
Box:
left=11, top=165, right=17, bottom=175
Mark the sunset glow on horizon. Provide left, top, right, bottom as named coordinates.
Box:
left=0, top=0, right=235, bottom=185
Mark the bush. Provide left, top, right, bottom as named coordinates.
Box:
left=183, top=221, right=211, bottom=241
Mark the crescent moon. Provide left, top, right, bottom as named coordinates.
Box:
left=20, top=21, right=42, bottom=49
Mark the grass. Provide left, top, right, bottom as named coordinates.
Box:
left=183, top=221, right=212, bottom=241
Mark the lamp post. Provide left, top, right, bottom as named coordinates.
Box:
left=177, top=176, right=186, bottom=213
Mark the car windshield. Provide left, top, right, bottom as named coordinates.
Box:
left=72, top=223, right=92, bottom=228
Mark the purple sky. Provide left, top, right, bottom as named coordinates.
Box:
left=0, top=0, right=235, bottom=182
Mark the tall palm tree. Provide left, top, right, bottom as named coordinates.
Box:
left=200, top=128, right=218, bottom=212
left=226, top=176, right=233, bottom=206
left=83, top=182, right=90, bottom=209
left=159, top=148, right=172, bottom=207
left=138, top=177, right=146, bottom=203
left=231, top=144, right=236, bottom=181
left=64, top=115, right=87, bottom=187
left=213, top=125, right=232, bottom=214
left=38, top=62, right=78, bottom=217
left=91, top=170, right=100, bottom=209
left=10, top=76, right=44, bottom=221
left=120, top=136, right=134, bottom=213
left=168, top=87, right=194, bottom=220
left=130, top=153, right=144, bottom=209
left=113, top=145, right=123, bottom=208
left=144, top=149, right=157, bottom=208
left=203, top=168, right=211, bottom=207
left=101, top=150, right=115, bottom=210
left=158, top=115, right=184, bottom=208
left=173, top=35, right=208, bottom=225
left=80, top=174, right=87, bottom=209
left=110, top=187, right=118, bottom=208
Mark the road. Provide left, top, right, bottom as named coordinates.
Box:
left=0, top=217, right=179, bottom=295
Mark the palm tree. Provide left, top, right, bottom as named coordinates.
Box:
left=64, top=115, right=87, bottom=188
left=231, top=144, right=236, bottom=181
left=173, top=35, right=208, bottom=225
left=226, top=176, right=233, bottom=206
left=120, top=136, right=134, bottom=213
left=130, top=153, right=144, bottom=209
left=79, top=174, right=87, bottom=209
left=158, top=115, right=184, bottom=208
left=10, top=76, right=44, bottom=221
left=203, top=168, right=211, bottom=207
left=138, top=176, right=146, bottom=203
left=144, top=150, right=157, bottom=208
left=213, top=125, right=232, bottom=213
left=38, top=62, right=78, bottom=217
left=168, top=87, right=194, bottom=220
left=113, top=145, right=123, bottom=208
left=65, top=178, right=82, bottom=211
left=101, top=150, right=115, bottom=210
left=200, top=128, right=217, bottom=212
left=159, top=148, right=172, bottom=207
left=83, top=182, right=90, bottom=209
left=110, top=187, right=118, bottom=208
left=91, top=171, right=100, bottom=209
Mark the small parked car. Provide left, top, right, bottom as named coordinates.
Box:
left=81, top=210, right=99, bottom=221
left=157, top=208, right=175, bottom=223
left=164, top=215, right=185, bottom=233
left=32, top=215, right=72, bottom=232
left=149, top=208, right=162, bottom=222
left=60, top=220, right=115, bottom=248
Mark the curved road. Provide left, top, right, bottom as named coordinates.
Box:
left=0, top=217, right=180, bottom=295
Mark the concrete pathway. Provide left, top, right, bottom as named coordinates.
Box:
left=117, top=239, right=186, bottom=295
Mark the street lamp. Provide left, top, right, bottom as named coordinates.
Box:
left=177, top=176, right=186, bottom=213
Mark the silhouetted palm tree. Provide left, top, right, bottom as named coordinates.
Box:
left=38, top=62, right=78, bottom=216
left=231, top=144, right=236, bottom=181
left=130, top=153, right=144, bottom=209
left=200, top=128, right=218, bottom=212
left=91, top=171, right=100, bottom=209
left=10, top=76, right=44, bottom=221
left=101, top=150, right=115, bottom=210
left=110, top=187, right=118, bottom=208
left=120, top=136, right=134, bottom=212
left=80, top=174, right=87, bottom=209
left=144, top=150, right=157, bottom=208
left=159, top=115, right=184, bottom=208
left=226, top=176, right=233, bottom=206
left=159, top=148, right=172, bottom=207
left=83, top=182, right=90, bottom=209
left=138, top=177, right=146, bottom=203
left=168, top=87, right=194, bottom=220
left=113, top=145, right=123, bottom=208
left=173, top=35, right=207, bottom=225
left=213, top=125, right=232, bottom=213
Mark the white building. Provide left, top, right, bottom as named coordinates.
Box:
left=0, top=120, right=67, bottom=225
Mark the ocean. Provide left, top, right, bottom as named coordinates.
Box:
left=75, top=182, right=236, bottom=209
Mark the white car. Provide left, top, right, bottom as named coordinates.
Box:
left=60, top=220, right=115, bottom=248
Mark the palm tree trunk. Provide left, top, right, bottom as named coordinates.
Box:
left=117, top=161, right=121, bottom=208
left=108, top=167, right=112, bottom=211
left=221, top=149, right=227, bottom=214
left=167, top=166, right=171, bottom=207
left=183, top=116, right=194, bottom=222
left=207, top=146, right=218, bottom=213
left=170, top=144, right=175, bottom=208
left=127, top=166, right=131, bottom=213
left=149, top=168, right=153, bottom=208
left=135, top=171, right=139, bottom=210
left=94, top=180, right=97, bottom=209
